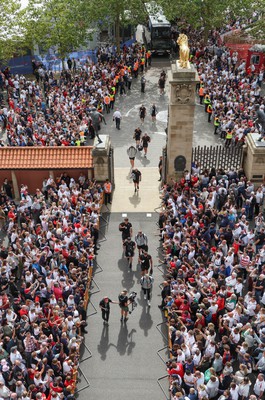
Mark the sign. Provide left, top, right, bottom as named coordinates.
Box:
left=174, top=155, right=186, bottom=172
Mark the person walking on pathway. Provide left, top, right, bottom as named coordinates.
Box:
left=135, top=230, right=148, bottom=259
left=131, top=168, right=142, bottom=192
left=119, top=218, right=133, bottom=245
left=133, top=127, right=142, bottom=149
left=139, top=105, right=146, bottom=124
left=124, top=237, right=136, bottom=269
left=118, top=289, right=129, bottom=322
left=158, top=71, right=166, bottom=95
left=103, top=178, right=112, bottom=205
left=139, top=249, right=153, bottom=276
left=141, top=75, right=146, bottom=93
left=113, top=108, right=121, bottom=130
left=140, top=273, right=154, bottom=306
left=141, top=133, right=151, bottom=158
left=127, top=145, right=137, bottom=169
left=150, top=104, right=158, bottom=123
left=127, top=73, right=132, bottom=90
left=99, top=297, right=118, bottom=325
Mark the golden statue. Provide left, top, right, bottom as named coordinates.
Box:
left=177, top=34, right=190, bottom=68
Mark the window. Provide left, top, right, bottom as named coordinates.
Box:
left=251, top=54, right=260, bottom=65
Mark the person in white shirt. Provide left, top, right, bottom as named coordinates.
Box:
left=238, top=377, right=251, bottom=399
left=230, top=382, right=239, bottom=400
left=254, top=374, right=265, bottom=399
left=205, top=341, right=216, bottom=360
left=225, top=272, right=237, bottom=287
left=176, top=349, right=185, bottom=364
left=192, top=349, right=201, bottom=367
left=256, top=351, right=265, bottom=372
left=206, top=376, right=219, bottom=399
left=113, top=108, right=122, bottom=129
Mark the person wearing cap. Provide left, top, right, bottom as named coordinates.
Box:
left=99, top=297, right=118, bottom=325
left=118, top=289, right=130, bottom=323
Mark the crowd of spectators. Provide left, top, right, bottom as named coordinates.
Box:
left=159, top=165, right=265, bottom=400
left=0, top=42, right=151, bottom=147
left=0, top=15, right=264, bottom=400
left=180, top=24, right=265, bottom=146
left=0, top=171, right=103, bottom=399
left=160, top=25, right=265, bottom=400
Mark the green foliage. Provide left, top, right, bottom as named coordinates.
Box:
left=21, top=0, right=95, bottom=60
left=157, top=0, right=264, bottom=42
left=243, top=0, right=265, bottom=41
left=85, top=0, right=147, bottom=50
left=0, top=0, right=23, bottom=61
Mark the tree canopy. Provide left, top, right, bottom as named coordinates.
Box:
left=21, top=0, right=95, bottom=60
left=157, top=0, right=264, bottom=43
left=21, top=0, right=147, bottom=57
left=0, top=0, right=23, bottom=62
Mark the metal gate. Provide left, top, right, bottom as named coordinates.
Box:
left=162, top=146, right=167, bottom=182
left=192, top=145, right=244, bottom=171
left=108, top=145, right=115, bottom=187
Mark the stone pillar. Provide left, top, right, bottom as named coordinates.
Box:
left=92, top=135, right=113, bottom=182
left=244, top=133, right=265, bottom=184
left=166, top=61, right=199, bottom=181
left=11, top=170, right=19, bottom=200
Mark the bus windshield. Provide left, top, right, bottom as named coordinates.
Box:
left=152, top=27, right=171, bottom=39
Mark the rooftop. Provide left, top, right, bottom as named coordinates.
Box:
left=0, top=146, right=93, bottom=170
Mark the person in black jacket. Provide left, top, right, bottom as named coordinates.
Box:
left=158, top=280, right=171, bottom=309
left=99, top=297, right=118, bottom=325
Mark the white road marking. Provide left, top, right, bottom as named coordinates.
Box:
left=125, top=104, right=143, bottom=117
left=154, top=131, right=167, bottom=136
left=156, top=110, right=168, bottom=123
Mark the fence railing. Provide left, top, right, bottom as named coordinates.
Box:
left=192, top=144, right=243, bottom=171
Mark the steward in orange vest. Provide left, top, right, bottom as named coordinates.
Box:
left=146, top=50, right=151, bottom=67
left=104, top=179, right=112, bottom=205
left=207, top=103, right=213, bottom=123
left=199, top=86, right=204, bottom=104
left=133, top=61, right=139, bottom=78
left=104, top=95, right=110, bottom=113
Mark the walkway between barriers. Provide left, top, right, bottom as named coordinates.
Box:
left=77, top=60, right=173, bottom=400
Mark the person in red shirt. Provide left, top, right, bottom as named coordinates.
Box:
left=167, top=361, right=184, bottom=378
left=194, top=313, right=206, bottom=330
left=52, top=283, right=63, bottom=300
left=7, top=207, right=16, bottom=221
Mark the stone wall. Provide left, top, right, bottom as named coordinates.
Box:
left=244, top=133, right=265, bottom=184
